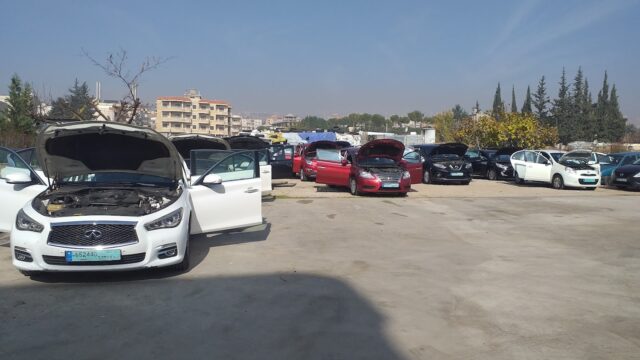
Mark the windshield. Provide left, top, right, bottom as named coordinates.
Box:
left=432, top=154, right=461, bottom=161
left=60, top=172, right=174, bottom=186
left=549, top=153, right=564, bottom=162
left=495, top=154, right=511, bottom=162
left=633, top=158, right=640, bottom=165
left=359, top=157, right=397, bottom=167
left=608, top=154, right=623, bottom=165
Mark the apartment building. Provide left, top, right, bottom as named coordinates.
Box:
left=155, top=90, right=235, bottom=136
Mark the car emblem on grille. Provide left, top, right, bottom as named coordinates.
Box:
left=84, top=229, right=103, bottom=240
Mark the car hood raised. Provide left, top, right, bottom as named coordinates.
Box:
left=431, top=143, right=468, bottom=157
left=357, top=139, right=405, bottom=162
left=36, top=121, right=182, bottom=181
left=170, top=135, right=230, bottom=160
left=559, top=150, right=592, bottom=163
left=227, top=135, right=269, bottom=149
left=304, top=140, right=340, bottom=154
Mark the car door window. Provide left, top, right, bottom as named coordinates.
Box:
left=0, top=148, right=33, bottom=181
left=536, top=154, right=549, bottom=164
left=621, top=156, right=638, bottom=165
left=209, top=152, right=257, bottom=182
left=512, top=151, right=525, bottom=161
left=403, top=151, right=421, bottom=164
left=316, top=148, right=342, bottom=162
left=524, top=151, right=537, bottom=163
left=190, top=150, right=234, bottom=176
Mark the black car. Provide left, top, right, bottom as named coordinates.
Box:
left=610, top=158, right=640, bottom=190
left=466, top=147, right=520, bottom=180
left=413, top=143, right=472, bottom=184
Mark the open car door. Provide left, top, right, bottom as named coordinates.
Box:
left=189, top=150, right=262, bottom=234
left=0, top=147, right=48, bottom=232
left=315, top=148, right=350, bottom=186
left=269, top=144, right=294, bottom=179
left=401, top=151, right=423, bottom=184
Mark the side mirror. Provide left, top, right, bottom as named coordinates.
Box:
left=545, top=160, right=551, bottom=166
left=4, top=171, right=32, bottom=184
left=202, top=174, right=222, bottom=185
left=341, top=159, right=348, bottom=166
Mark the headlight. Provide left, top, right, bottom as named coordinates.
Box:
left=465, top=163, right=473, bottom=169
left=565, top=167, right=576, bottom=174
left=144, top=208, right=183, bottom=231
left=496, top=163, right=508, bottom=170
left=402, top=171, right=411, bottom=179
left=634, top=172, right=640, bottom=178
left=433, top=163, right=446, bottom=169
left=16, top=209, right=44, bottom=233
left=305, top=159, right=313, bottom=165
left=359, top=170, right=376, bottom=179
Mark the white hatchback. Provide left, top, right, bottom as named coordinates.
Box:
left=510, top=150, right=600, bottom=189
left=0, top=122, right=263, bottom=275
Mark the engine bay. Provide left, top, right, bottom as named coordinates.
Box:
left=33, top=186, right=182, bottom=217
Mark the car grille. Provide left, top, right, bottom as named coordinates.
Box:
left=578, top=179, right=599, bottom=185
left=377, top=173, right=402, bottom=182
left=42, top=253, right=146, bottom=266
left=48, top=222, right=139, bottom=248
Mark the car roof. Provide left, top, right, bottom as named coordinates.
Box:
left=609, top=151, right=640, bottom=156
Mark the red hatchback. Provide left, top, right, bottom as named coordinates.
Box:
left=315, top=139, right=412, bottom=196
left=297, top=141, right=348, bottom=181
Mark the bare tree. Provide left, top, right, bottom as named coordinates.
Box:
left=82, top=48, right=170, bottom=124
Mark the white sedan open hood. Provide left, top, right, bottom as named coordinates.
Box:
left=36, top=121, right=182, bottom=181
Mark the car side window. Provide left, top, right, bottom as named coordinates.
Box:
left=210, top=153, right=256, bottom=182
left=512, top=151, right=525, bottom=161
left=0, top=148, right=32, bottom=181
left=536, top=154, right=549, bottom=164
left=316, top=148, right=342, bottom=162
left=466, top=150, right=479, bottom=159
left=403, top=151, right=421, bottom=163
left=524, top=151, right=537, bottom=163
left=621, top=156, right=638, bottom=165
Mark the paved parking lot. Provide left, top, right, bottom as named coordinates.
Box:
left=1, top=181, right=639, bottom=359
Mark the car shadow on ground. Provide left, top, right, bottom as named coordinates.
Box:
left=24, top=221, right=272, bottom=284
left=0, top=273, right=405, bottom=360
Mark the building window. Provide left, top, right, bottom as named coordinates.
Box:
left=162, top=122, right=169, bottom=127
left=192, top=115, right=196, bottom=119
left=162, top=101, right=170, bottom=107
left=162, top=111, right=169, bottom=117
left=192, top=125, right=197, bottom=129
left=192, top=105, right=197, bottom=109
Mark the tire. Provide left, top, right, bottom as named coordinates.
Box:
left=423, top=170, right=432, bottom=184
left=349, top=178, right=359, bottom=196
left=514, top=171, right=523, bottom=184
left=399, top=192, right=408, bottom=197
left=586, top=187, right=596, bottom=191
left=299, top=168, right=307, bottom=181
left=487, top=168, right=497, bottom=181
left=552, top=174, right=564, bottom=190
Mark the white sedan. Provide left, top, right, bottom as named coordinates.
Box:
left=0, top=122, right=262, bottom=275
left=510, top=150, right=600, bottom=189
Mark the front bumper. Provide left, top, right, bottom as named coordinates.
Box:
left=431, top=169, right=471, bottom=183
left=562, top=173, right=600, bottom=188
left=357, top=177, right=411, bottom=194
left=10, top=214, right=189, bottom=272
left=303, top=166, right=317, bottom=178
left=611, top=175, right=640, bottom=189
left=494, top=166, right=514, bottom=178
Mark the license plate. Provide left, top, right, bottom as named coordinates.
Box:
left=616, top=178, right=628, bottom=182
left=450, top=172, right=463, bottom=176
left=65, top=249, right=121, bottom=262
left=582, top=178, right=596, bottom=183
left=381, top=183, right=400, bottom=189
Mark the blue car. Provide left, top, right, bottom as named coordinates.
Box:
left=600, top=152, right=640, bottom=185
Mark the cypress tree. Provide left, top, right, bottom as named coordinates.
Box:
left=492, top=83, right=504, bottom=118
left=552, top=68, right=571, bottom=143
left=595, top=72, right=610, bottom=141
left=609, top=85, right=626, bottom=141
left=0, top=74, right=35, bottom=133
left=533, top=76, right=550, bottom=124
left=570, top=67, right=585, bottom=140
left=521, top=86, right=532, bottom=114
left=475, top=100, right=480, bottom=113
left=511, top=86, right=518, bottom=113
left=49, top=79, right=96, bottom=120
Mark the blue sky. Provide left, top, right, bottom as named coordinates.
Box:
left=1, top=0, right=639, bottom=123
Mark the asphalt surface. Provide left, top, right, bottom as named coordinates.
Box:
left=1, top=183, right=639, bottom=359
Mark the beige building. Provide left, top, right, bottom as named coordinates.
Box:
left=155, top=90, right=236, bottom=136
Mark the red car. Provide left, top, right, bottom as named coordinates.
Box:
left=315, top=139, right=412, bottom=196
left=296, top=141, right=349, bottom=181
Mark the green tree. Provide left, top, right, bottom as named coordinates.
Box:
left=608, top=84, right=626, bottom=142
left=474, top=100, right=480, bottom=113
left=49, top=79, right=97, bottom=120
left=568, top=67, right=585, bottom=140
left=407, top=110, right=424, bottom=128
left=298, top=116, right=327, bottom=130
left=432, top=111, right=456, bottom=142
left=454, top=113, right=558, bottom=149
left=0, top=74, right=36, bottom=133
left=552, top=68, right=572, bottom=143
left=521, top=86, right=532, bottom=114
left=594, top=72, right=610, bottom=141
left=533, top=76, right=550, bottom=123
left=510, top=86, right=518, bottom=113
left=452, top=104, right=468, bottom=121
left=492, top=83, right=504, bottom=118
